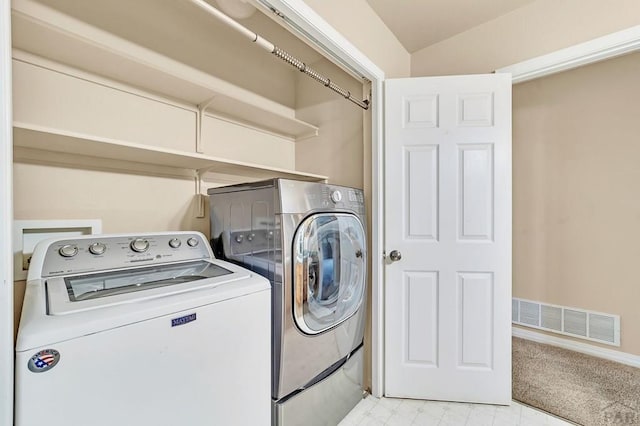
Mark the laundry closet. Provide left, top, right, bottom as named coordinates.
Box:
left=11, top=0, right=369, bottom=320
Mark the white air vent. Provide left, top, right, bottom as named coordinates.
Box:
left=564, top=309, right=587, bottom=337
left=541, top=305, right=562, bottom=332
left=519, top=301, right=540, bottom=327
left=512, top=298, right=620, bottom=346
left=589, top=313, right=616, bottom=344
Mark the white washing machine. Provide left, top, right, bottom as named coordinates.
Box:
left=15, top=231, right=270, bottom=426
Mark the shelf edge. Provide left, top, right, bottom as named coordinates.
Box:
left=13, top=122, right=327, bottom=182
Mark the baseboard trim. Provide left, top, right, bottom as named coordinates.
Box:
left=513, top=327, right=640, bottom=369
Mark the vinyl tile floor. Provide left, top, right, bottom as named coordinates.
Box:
left=338, top=395, right=575, bottom=426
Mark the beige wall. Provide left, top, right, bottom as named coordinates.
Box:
left=513, top=52, right=640, bottom=355
left=13, top=163, right=209, bottom=235
left=303, top=0, right=411, bottom=78
left=411, top=0, right=640, bottom=76
left=295, top=58, right=364, bottom=189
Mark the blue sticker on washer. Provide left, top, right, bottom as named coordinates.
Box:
left=28, top=349, right=60, bottom=373
left=171, top=313, right=196, bottom=327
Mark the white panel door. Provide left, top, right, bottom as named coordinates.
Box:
left=384, top=74, right=512, bottom=404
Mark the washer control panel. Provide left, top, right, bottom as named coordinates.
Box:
left=40, top=233, right=211, bottom=278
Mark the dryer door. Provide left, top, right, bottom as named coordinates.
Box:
left=293, top=213, right=366, bottom=335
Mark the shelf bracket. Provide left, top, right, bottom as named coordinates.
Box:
left=194, top=170, right=206, bottom=218
left=196, top=96, right=216, bottom=154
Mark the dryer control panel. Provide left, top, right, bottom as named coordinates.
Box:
left=38, top=232, right=211, bottom=277
left=278, top=180, right=366, bottom=216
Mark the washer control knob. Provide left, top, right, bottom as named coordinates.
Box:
left=235, top=234, right=244, bottom=243
left=130, top=238, right=150, bottom=253
left=187, top=237, right=199, bottom=247
left=59, top=244, right=78, bottom=257
left=247, top=233, right=255, bottom=242
left=88, top=242, right=106, bottom=255
left=168, top=238, right=181, bottom=248
left=330, top=190, right=343, bottom=203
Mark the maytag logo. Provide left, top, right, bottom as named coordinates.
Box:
left=171, top=313, right=196, bottom=327
left=28, top=349, right=60, bottom=373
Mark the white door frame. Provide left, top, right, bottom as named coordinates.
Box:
left=254, top=5, right=640, bottom=399
left=496, top=25, right=640, bottom=81
left=0, top=0, right=14, bottom=424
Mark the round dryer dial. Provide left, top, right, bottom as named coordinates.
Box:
left=130, top=238, right=150, bottom=253
left=330, top=190, right=343, bottom=203
left=168, top=238, right=181, bottom=248
left=187, top=237, right=199, bottom=247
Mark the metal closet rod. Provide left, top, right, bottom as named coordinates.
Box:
left=190, top=0, right=370, bottom=110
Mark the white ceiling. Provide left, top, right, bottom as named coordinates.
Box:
left=366, top=0, right=538, bottom=53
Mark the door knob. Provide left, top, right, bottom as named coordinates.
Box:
left=389, top=250, right=402, bottom=262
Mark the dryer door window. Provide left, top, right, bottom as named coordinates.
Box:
left=293, top=213, right=366, bottom=335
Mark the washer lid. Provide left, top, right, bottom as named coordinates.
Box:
left=46, top=260, right=242, bottom=315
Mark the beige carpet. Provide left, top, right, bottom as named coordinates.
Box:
left=513, top=337, right=640, bottom=425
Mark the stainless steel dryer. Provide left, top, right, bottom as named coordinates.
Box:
left=208, top=179, right=367, bottom=426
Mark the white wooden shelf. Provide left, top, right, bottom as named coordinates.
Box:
left=13, top=123, right=327, bottom=182
left=11, top=0, right=319, bottom=141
